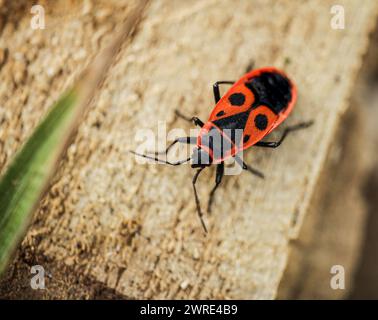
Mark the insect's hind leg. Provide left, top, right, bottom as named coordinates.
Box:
left=245, top=60, right=255, bottom=73
left=175, top=110, right=204, bottom=127
left=213, top=81, right=235, bottom=103
left=207, top=162, right=224, bottom=214
left=254, top=121, right=314, bottom=148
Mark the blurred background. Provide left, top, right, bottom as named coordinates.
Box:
left=277, top=25, right=378, bottom=299
left=347, top=26, right=378, bottom=299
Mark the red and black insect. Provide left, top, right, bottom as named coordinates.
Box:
left=132, top=66, right=312, bottom=232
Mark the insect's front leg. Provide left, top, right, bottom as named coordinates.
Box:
left=212, top=81, right=235, bottom=103
left=207, top=162, right=224, bottom=214
left=174, top=110, right=204, bottom=127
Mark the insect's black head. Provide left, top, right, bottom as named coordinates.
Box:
left=191, top=147, right=212, bottom=168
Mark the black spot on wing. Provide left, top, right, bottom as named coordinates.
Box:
left=254, top=114, right=268, bottom=131
left=228, top=92, right=245, bottom=106
left=245, top=71, right=292, bottom=113
left=243, top=135, right=250, bottom=143
left=216, top=110, right=225, bottom=117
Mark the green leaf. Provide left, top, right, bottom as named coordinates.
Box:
left=0, top=89, right=78, bottom=274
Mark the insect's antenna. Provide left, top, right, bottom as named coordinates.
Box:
left=130, top=150, right=191, bottom=166
left=192, top=167, right=208, bottom=233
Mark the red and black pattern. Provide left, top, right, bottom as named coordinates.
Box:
left=132, top=66, right=312, bottom=233
left=200, top=67, right=296, bottom=163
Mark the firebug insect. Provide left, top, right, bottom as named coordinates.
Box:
left=132, top=66, right=313, bottom=232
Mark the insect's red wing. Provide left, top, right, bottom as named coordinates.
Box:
left=208, top=67, right=297, bottom=153
left=240, top=105, right=279, bottom=150
left=242, top=67, right=297, bottom=132
left=208, top=83, right=255, bottom=122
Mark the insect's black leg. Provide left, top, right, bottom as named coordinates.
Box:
left=234, top=154, right=265, bottom=179
left=207, top=162, right=224, bottom=214
left=175, top=110, right=204, bottom=127
left=130, top=151, right=191, bottom=166
left=149, top=136, right=197, bottom=155
left=213, top=81, right=235, bottom=103
left=192, top=167, right=208, bottom=233
left=254, top=121, right=314, bottom=148
left=245, top=60, right=255, bottom=73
